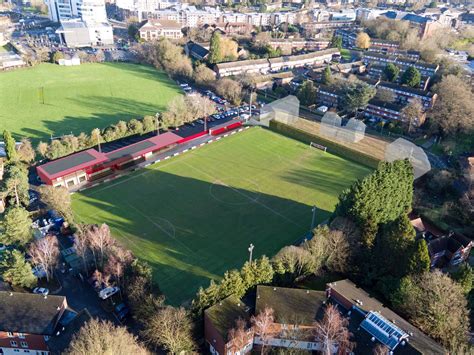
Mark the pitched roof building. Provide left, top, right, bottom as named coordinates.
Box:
left=0, top=292, right=68, bottom=354
left=139, top=19, right=183, bottom=40
left=326, top=279, right=446, bottom=354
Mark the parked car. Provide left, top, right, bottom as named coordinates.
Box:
left=99, top=286, right=120, bottom=300
left=114, top=303, right=130, bottom=321
left=33, top=287, right=49, bottom=296
left=317, top=105, right=329, bottom=113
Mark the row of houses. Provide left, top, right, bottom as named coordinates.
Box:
left=145, top=4, right=300, bottom=28
left=204, top=281, right=446, bottom=354
left=362, top=51, right=439, bottom=79
left=335, top=30, right=420, bottom=61
left=214, top=48, right=339, bottom=77
left=316, top=76, right=436, bottom=122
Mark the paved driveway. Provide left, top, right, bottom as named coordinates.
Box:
left=55, top=271, right=118, bottom=323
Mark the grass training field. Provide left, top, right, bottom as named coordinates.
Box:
left=72, top=128, right=371, bottom=305
left=0, top=62, right=181, bottom=141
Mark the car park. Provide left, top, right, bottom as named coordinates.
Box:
left=114, top=303, right=130, bottom=321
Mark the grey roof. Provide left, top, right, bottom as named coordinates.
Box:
left=378, top=81, right=435, bottom=98
left=368, top=99, right=405, bottom=112
left=0, top=291, right=66, bottom=335
left=186, top=41, right=209, bottom=58
left=255, top=285, right=326, bottom=325
left=40, top=150, right=100, bottom=176
left=327, top=279, right=445, bottom=354
left=105, top=140, right=155, bottom=160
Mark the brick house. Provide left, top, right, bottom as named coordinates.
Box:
left=364, top=99, right=426, bottom=126
left=317, top=84, right=343, bottom=108
left=205, top=286, right=328, bottom=354
left=204, top=295, right=253, bottom=355
left=376, top=81, right=437, bottom=109
left=326, top=279, right=445, bottom=354
left=410, top=216, right=473, bottom=268
left=0, top=292, right=68, bottom=354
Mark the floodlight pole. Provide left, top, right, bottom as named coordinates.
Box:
left=155, top=113, right=161, bottom=136
left=248, top=243, right=254, bottom=263
left=204, top=116, right=207, bottom=132
left=97, top=134, right=102, bottom=153
left=310, top=205, right=317, bottom=232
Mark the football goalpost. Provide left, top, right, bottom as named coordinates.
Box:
left=38, top=86, right=45, bottom=104
left=309, top=142, right=327, bottom=152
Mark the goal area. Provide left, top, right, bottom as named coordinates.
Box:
left=310, top=142, right=327, bottom=152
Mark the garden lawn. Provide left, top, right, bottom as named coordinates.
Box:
left=72, top=128, right=371, bottom=305
left=0, top=62, right=181, bottom=142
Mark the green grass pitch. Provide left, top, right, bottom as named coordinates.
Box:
left=0, top=62, right=181, bottom=142
left=72, top=128, right=371, bottom=305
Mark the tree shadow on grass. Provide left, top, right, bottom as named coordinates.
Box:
left=280, top=157, right=371, bottom=193
left=19, top=96, right=173, bottom=142
left=72, top=169, right=333, bottom=306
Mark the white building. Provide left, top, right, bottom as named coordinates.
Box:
left=74, top=0, right=108, bottom=24
left=45, top=0, right=74, bottom=22
left=57, top=18, right=113, bottom=47
left=139, top=19, right=183, bottom=40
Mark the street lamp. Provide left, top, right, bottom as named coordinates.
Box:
left=310, top=205, right=317, bottom=232
left=248, top=243, right=254, bottom=263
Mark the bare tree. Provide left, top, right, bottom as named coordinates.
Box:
left=104, top=245, right=132, bottom=287
left=66, top=319, right=149, bottom=355
left=85, top=224, right=114, bottom=269
left=228, top=318, right=251, bottom=353
left=17, top=138, right=35, bottom=164
left=251, top=307, right=274, bottom=354
left=373, top=343, right=389, bottom=355
left=313, top=304, right=353, bottom=355
left=142, top=306, right=196, bottom=354
left=38, top=185, right=74, bottom=222
left=36, top=141, right=48, bottom=158
left=432, top=75, right=474, bottom=135
left=29, top=235, right=60, bottom=282
left=74, top=230, right=90, bottom=274
left=401, top=99, right=424, bottom=133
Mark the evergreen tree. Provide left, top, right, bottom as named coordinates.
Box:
left=373, top=215, right=416, bottom=280
left=330, top=35, right=342, bottom=50
left=401, top=66, right=421, bottom=88
left=2, top=130, right=17, bottom=162
left=322, top=65, right=332, bottom=85
left=1, top=207, right=33, bottom=246
left=451, top=264, right=473, bottom=294
left=1, top=162, right=30, bottom=206
left=384, top=63, right=400, bottom=82
left=335, top=160, right=414, bottom=235
left=342, top=82, right=376, bottom=111
left=0, top=250, right=36, bottom=288
left=408, top=239, right=431, bottom=275
left=209, top=31, right=222, bottom=64
left=255, top=255, right=274, bottom=284
left=219, top=269, right=245, bottom=299
left=297, top=80, right=317, bottom=106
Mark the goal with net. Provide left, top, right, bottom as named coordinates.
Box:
left=310, top=142, right=327, bottom=152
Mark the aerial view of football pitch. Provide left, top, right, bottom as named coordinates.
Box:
left=72, top=128, right=371, bottom=305
left=0, top=62, right=181, bottom=141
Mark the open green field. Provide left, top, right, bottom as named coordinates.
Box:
left=0, top=63, right=181, bottom=141
left=72, top=128, right=371, bottom=305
